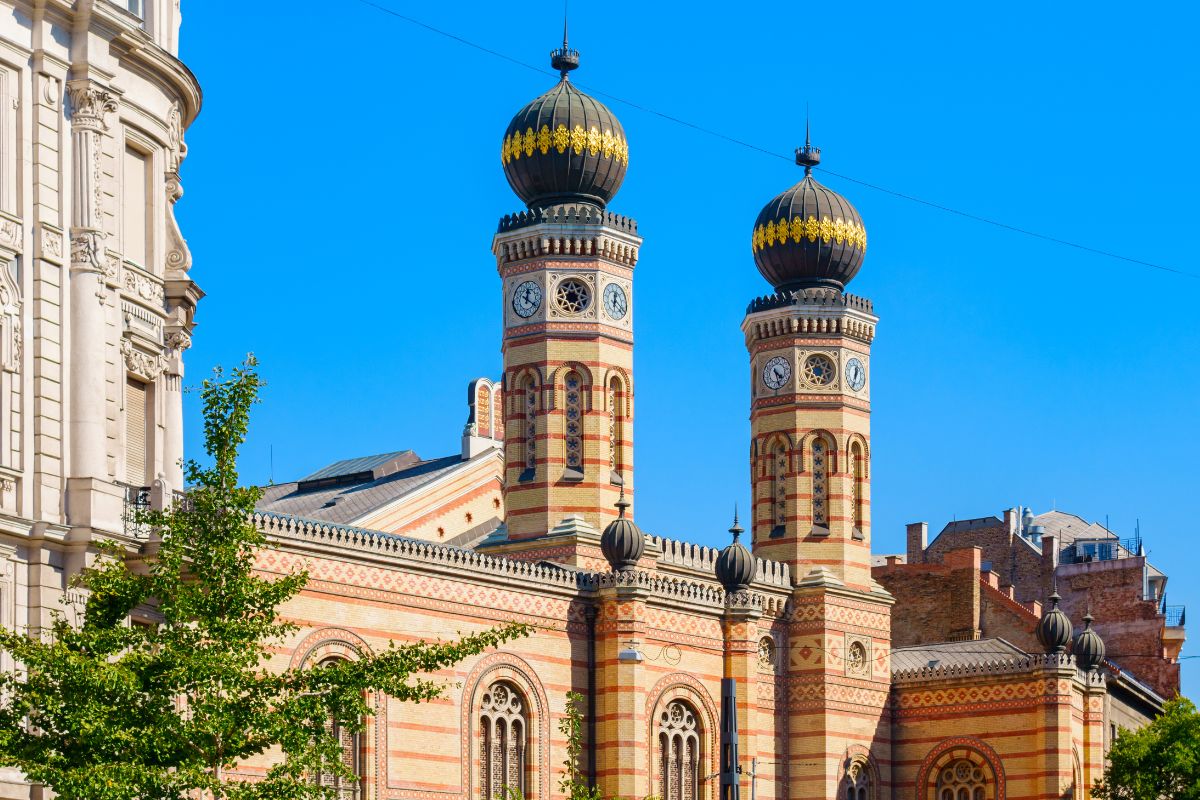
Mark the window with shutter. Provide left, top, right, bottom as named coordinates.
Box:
left=125, top=377, right=147, bottom=485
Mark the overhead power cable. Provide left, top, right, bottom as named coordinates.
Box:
left=351, top=0, right=1198, bottom=281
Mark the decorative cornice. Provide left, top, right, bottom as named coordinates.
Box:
left=892, top=651, right=1076, bottom=682
left=649, top=533, right=792, bottom=588
left=494, top=206, right=640, bottom=269
left=743, top=289, right=877, bottom=345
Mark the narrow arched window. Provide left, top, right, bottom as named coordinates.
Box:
left=811, top=436, right=832, bottom=528
left=519, top=376, right=536, bottom=480
left=480, top=682, right=527, bottom=800
left=608, top=376, right=624, bottom=483
left=563, top=371, right=584, bottom=477
left=315, top=659, right=362, bottom=799
left=850, top=440, right=865, bottom=537
left=657, top=700, right=700, bottom=800
left=771, top=441, right=787, bottom=536
left=935, top=759, right=990, bottom=800
left=842, top=757, right=871, bottom=800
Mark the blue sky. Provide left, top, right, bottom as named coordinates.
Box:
left=176, top=2, right=1199, bottom=696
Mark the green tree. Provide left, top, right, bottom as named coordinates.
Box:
left=0, top=357, right=529, bottom=800
left=1092, top=697, right=1200, bottom=800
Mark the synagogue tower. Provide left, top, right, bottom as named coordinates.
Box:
left=491, top=35, right=641, bottom=548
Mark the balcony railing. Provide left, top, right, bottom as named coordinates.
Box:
left=122, top=484, right=152, bottom=539
left=122, top=484, right=191, bottom=539
left=1163, top=605, right=1186, bottom=627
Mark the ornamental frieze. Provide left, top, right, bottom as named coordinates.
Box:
left=501, top=123, right=629, bottom=167
left=752, top=214, right=868, bottom=254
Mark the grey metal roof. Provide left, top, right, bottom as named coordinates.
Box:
left=891, top=638, right=1028, bottom=673
left=299, top=450, right=417, bottom=483
left=258, top=454, right=465, bottom=525
left=936, top=516, right=1004, bottom=536
left=1033, top=510, right=1115, bottom=548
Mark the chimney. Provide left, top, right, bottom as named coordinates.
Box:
left=907, top=522, right=928, bottom=564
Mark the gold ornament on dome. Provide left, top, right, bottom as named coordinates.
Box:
left=500, top=124, right=630, bottom=168
left=750, top=213, right=867, bottom=254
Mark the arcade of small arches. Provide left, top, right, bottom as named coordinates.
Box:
left=507, top=366, right=630, bottom=483
left=753, top=431, right=869, bottom=537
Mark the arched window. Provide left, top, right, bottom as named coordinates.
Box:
left=479, top=681, right=528, bottom=800
left=520, top=376, right=536, bottom=480
left=810, top=435, right=833, bottom=529
left=850, top=440, right=865, bottom=537
left=936, top=759, right=989, bottom=800
left=608, top=376, right=624, bottom=483
left=316, top=660, right=361, bottom=799
left=770, top=441, right=788, bottom=536
left=657, top=700, right=700, bottom=800
left=842, top=757, right=872, bottom=800
left=563, top=371, right=584, bottom=477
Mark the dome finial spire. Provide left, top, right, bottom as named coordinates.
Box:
left=795, top=107, right=821, bottom=176
left=615, top=485, right=629, bottom=518
left=729, top=504, right=743, bottom=541
left=551, top=1, right=580, bottom=78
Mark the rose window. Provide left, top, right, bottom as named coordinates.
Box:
left=555, top=279, right=591, bottom=314
left=847, top=641, right=867, bottom=675
left=936, top=759, right=988, bottom=800
left=758, top=637, right=775, bottom=669
left=802, top=353, right=836, bottom=386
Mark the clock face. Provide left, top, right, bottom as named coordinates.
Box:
left=846, top=357, right=866, bottom=391
left=762, top=355, right=791, bottom=390
left=603, top=283, right=628, bottom=320
left=512, top=280, right=542, bottom=318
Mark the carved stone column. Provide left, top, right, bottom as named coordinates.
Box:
left=162, top=329, right=190, bottom=490
left=64, top=81, right=121, bottom=538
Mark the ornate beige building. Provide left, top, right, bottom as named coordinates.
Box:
left=0, top=3, right=199, bottom=794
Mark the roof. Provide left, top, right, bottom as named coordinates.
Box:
left=299, top=450, right=417, bottom=483
left=1032, top=510, right=1116, bottom=548
left=258, top=453, right=466, bottom=525
left=936, top=516, right=1004, bottom=536
left=891, top=638, right=1028, bottom=673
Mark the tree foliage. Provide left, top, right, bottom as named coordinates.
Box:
left=0, top=357, right=529, bottom=799
left=1092, top=697, right=1200, bottom=800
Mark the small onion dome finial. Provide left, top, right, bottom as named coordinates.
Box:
left=1074, top=610, right=1106, bottom=672
left=751, top=142, right=866, bottom=293
left=1036, top=591, right=1074, bottom=654
left=795, top=117, right=821, bottom=176
left=550, top=18, right=580, bottom=78
left=715, top=506, right=755, bottom=593
left=600, top=487, right=644, bottom=571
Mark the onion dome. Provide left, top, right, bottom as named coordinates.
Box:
left=750, top=127, right=867, bottom=292
left=1074, top=611, right=1106, bottom=672
left=499, top=30, right=629, bottom=210
left=715, top=511, right=755, bottom=593
left=1037, top=591, right=1074, bottom=654
left=600, top=489, right=644, bottom=571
